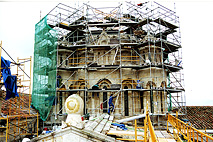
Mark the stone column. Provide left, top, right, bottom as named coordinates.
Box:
left=62, top=92, right=66, bottom=114
left=163, top=92, right=167, bottom=113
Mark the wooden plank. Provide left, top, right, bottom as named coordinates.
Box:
left=109, top=115, right=114, bottom=121
left=84, top=114, right=105, bottom=131
left=94, top=118, right=108, bottom=133
left=104, top=114, right=110, bottom=119
left=84, top=120, right=94, bottom=129
left=102, top=120, right=112, bottom=134
left=107, top=130, right=144, bottom=136
left=87, top=121, right=99, bottom=131
left=157, top=138, right=176, bottom=142
left=155, top=131, right=165, bottom=138
left=95, top=113, right=110, bottom=133
left=161, top=131, right=174, bottom=139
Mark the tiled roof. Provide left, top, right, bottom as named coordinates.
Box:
left=183, top=106, right=213, bottom=129
left=1, top=90, right=37, bottom=118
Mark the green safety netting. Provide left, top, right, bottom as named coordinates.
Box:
left=32, top=15, right=58, bottom=121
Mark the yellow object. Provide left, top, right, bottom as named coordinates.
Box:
left=167, top=113, right=213, bottom=142
left=135, top=119, right=137, bottom=142
left=147, top=114, right=157, bottom=141
left=60, top=22, right=69, bottom=26
left=143, top=104, right=157, bottom=142
left=0, top=117, right=8, bottom=142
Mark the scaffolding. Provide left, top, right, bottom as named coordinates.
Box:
left=32, top=1, right=185, bottom=127
left=0, top=41, right=38, bottom=141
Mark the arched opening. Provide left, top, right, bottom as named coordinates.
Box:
left=122, top=79, right=135, bottom=116
left=103, top=86, right=108, bottom=113
left=60, top=54, right=63, bottom=64
left=65, top=55, right=68, bottom=66
left=124, top=86, right=129, bottom=116
left=73, top=79, right=86, bottom=89
left=160, top=81, right=166, bottom=113
left=79, top=83, right=87, bottom=115
left=98, top=79, right=111, bottom=114
left=142, top=51, right=145, bottom=63
left=140, top=91, right=144, bottom=111
left=146, top=81, right=156, bottom=113
left=160, top=91, right=163, bottom=113
left=122, top=78, right=136, bottom=89
left=83, top=87, right=88, bottom=115
left=59, top=92, right=62, bottom=114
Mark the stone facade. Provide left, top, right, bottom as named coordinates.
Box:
left=54, top=37, right=169, bottom=118
left=42, top=2, right=185, bottom=124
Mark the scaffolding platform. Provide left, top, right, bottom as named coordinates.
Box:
left=132, top=18, right=153, bottom=28
left=58, top=63, right=182, bottom=73
left=153, top=18, right=179, bottom=29
left=137, top=40, right=181, bottom=53
left=57, top=88, right=184, bottom=93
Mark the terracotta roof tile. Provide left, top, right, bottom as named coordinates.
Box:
left=1, top=90, right=37, bottom=118
left=181, top=106, right=213, bottom=129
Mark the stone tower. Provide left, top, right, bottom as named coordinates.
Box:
left=32, top=2, right=185, bottom=125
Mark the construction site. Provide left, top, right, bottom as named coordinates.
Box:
left=0, top=1, right=212, bottom=142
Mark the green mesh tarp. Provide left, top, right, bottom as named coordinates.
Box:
left=32, top=15, right=57, bottom=121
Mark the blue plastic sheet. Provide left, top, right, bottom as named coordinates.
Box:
left=1, top=57, right=19, bottom=100
left=112, top=123, right=128, bottom=130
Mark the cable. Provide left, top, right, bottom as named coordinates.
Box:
left=0, top=46, right=30, bottom=79
left=10, top=59, right=31, bottom=67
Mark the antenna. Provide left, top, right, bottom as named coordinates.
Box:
left=40, top=10, right=42, bottom=20
left=174, top=2, right=176, bottom=13
left=174, top=2, right=177, bottom=23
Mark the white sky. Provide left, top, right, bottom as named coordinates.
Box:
left=0, top=0, right=213, bottom=106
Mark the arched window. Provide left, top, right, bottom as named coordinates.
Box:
left=160, top=81, right=166, bottom=113
left=143, top=51, right=145, bottom=63
left=146, top=81, right=156, bottom=113
left=124, top=86, right=129, bottom=116
left=60, top=54, right=63, bottom=64
left=103, top=86, right=108, bottom=113
left=97, top=79, right=111, bottom=113
left=65, top=55, right=68, bottom=66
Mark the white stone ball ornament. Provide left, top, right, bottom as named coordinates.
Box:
left=65, top=94, right=84, bottom=128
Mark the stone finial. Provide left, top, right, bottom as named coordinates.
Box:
left=65, top=94, right=84, bottom=129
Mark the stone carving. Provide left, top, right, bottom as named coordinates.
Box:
left=65, top=94, right=84, bottom=129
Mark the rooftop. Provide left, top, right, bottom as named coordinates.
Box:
left=183, top=106, right=213, bottom=129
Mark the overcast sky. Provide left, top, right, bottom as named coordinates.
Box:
left=0, top=0, right=213, bottom=106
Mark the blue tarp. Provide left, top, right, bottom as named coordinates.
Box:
left=1, top=57, right=19, bottom=100
left=112, top=123, right=128, bottom=130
